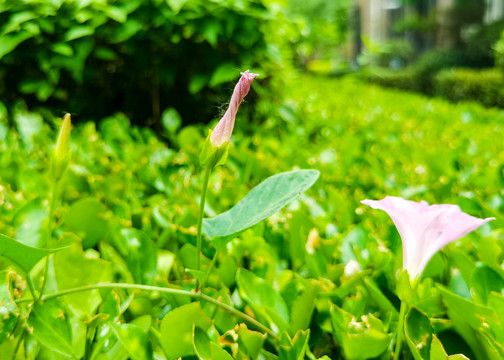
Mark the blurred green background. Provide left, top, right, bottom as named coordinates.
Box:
left=1, top=0, right=502, bottom=129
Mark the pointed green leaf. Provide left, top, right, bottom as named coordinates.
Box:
left=290, top=281, right=318, bottom=334
left=279, top=329, right=310, bottom=360
left=0, top=271, right=19, bottom=345
left=111, top=323, right=153, bottom=360
left=405, top=307, right=432, bottom=360
left=193, top=326, right=212, bottom=360
left=0, top=233, right=62, bottom=274
left=27, top=298, right=76, bottom=357
left=431, top=335, right=470, bottom=360
left=203, top=170, right=319, bottom=248
left=470, top=265, right=504, bottom=305
left=236, top=324, right=266, bottom=360
left=120, top=228, right=157, bottom=284
left=54, top=241, right=112, bottom=315
left=237, top=269, right=289, bottom=332
left=193, top=326, right=234, bottom=360
left=0, top=31, right=32, bottom=59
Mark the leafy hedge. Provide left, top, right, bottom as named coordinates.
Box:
left=0, top=0, right=284, bottom=126
left=362, top=49, right=470, bottom=95
left=361, top=67, right=420, bottom=93
left=434, top=68, right=504, bottom=107
left=362, top=48, right=504, bottom=108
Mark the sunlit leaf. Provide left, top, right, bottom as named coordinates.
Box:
left=0, top=271, right=18, bottom=345
left=203, top=170, right=320, bottom=248
left=405, top=307, right=432, bottom=360
left=237, top=268, right=289, bottom=332
left=27, top=298, right=76, bottom=357
left=111, top=323, right=153, bottom=360
left=0, top=233, right=61, bottom=274
left=160, top=302, right=212, bottom=359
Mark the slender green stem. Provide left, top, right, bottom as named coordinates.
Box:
left=196, top=166, right=211, bottom=289
left=199, top=292, right=279, bottom=341
left=199, top=249, right=220, bottom=291
left=394, top=300, right=408, bottom=360
left=15, top=282, right=279, bottom=341
left=39, top=181, right=60, bottom=301
left=26, top=275, right=38, bottom=300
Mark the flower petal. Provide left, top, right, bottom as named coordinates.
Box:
left=362, top=196, right=494, bottom=280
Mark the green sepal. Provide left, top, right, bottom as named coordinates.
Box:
left=397, top=270, right=414, bottom=303
left=200, top=129, right=229, bottom=169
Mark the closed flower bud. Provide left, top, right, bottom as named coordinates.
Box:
left=52, top=113, right=72, bottom=179
left=200, top=70, right=258, bottom=169
left=210, top=70, right=259, bottom=147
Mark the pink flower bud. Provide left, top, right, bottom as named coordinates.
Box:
left=210, top=70, right=259, bottom=147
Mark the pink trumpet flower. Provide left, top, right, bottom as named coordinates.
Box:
left=210, top=70, right=259, bottom=147
left=362, top=196, right=494, bottom=280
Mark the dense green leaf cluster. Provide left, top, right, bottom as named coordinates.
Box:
left=0, top=0, right=285, bottom=126
left=434, top=68, right=504, bottom=108
left=1, top=73, right=504, bottom=358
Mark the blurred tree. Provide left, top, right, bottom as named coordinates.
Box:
left=286, top=0, right=351, bottom=65
left=437, top=0, right=486, bottom=49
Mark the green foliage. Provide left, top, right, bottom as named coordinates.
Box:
left=360, top=38, right=414, bottom=68
left=0, top=0, right=283, bottom=125
left=27, top=298, right=78, bottom=358
left=285, top=0, right=350, bottom=63
left=434, top=68, right=504, bottom=107
left=361, top=67, right=421, bottom=92
left=405, top=307, right=432, bottom=360
left=0, top=73, right=503, bottom=358
left=493, top=27, right=504, bottom=69
left=0, top=233, right=62, bottom=274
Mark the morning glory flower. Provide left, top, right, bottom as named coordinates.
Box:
left=361, top=196, right=494, bottom=280
left=210, top=70, right=259, bottom=147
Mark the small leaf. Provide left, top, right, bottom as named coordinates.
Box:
left=167, top=0, right=188, bottom=14
left=279, top=329, right=310, bottom=360
left=0, top=271, right=19, bottom=345
left=193, top=326, right=234, bottom=360
left=431, top=335, right=470, bottom=360
left=237, top=269, right=289, bottom=332
left=160, top=302, right=212, bottom=359
left=438, top=286, right=495, bottom=331
left=193, top=326, right=212, bottom=360
left=203, top=170, right=319, bottom=248
left=405, top=307, right=432, bottom=360
left=120, top=228, right=157, bottom=284
left=290, top=281, right=318, bottom=334
left=64, top=197, right=109, bottom=249
left=470, top=265, right=504, bottom=305
left=54, top=241, right=112, bottom=314
left=331, top=306, right=389, bottom=359
left=0, top=233, right=61, bottom=274
left=111, top=323, right=153, bottom=360
left=236, top=324, right=266, bottom=360
left=161, top=107, right=182, bottom=134
left=0, top=31, right=32, bottom=59
left=64, top=25, right=95, bottom=41
left=209, top=64, right=238, bottom=87
left=51, top=43, right=74, bottom=56
left=27, top=298, right=76, bottom=357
